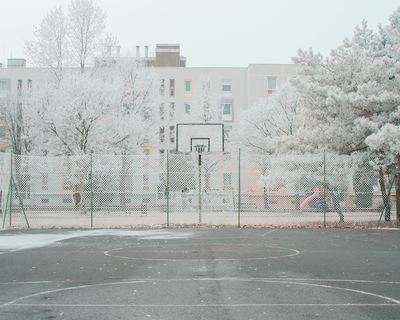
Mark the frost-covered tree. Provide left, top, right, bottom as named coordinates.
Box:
left=279, top=20, right=398, bottom=155
left=26, top=59, right=160, bottom=156
left=26, top=72, right=117, bottom=156
left=25, top=59, right=160, bottom=212
left=276, top=10, right=400, bottom=221
left=1, top=93, right=30, bottom=155
left=106, top=59, right=161, bottom=210
left=191, top=77, right=222, bottom=123
left=104, top=59, right=161, bottom=155
left=24, top=6, right=69, bottom=81
left=257, top=153, right=352, bottom=221
left=233, top=82, right=300, bottom=154
left=25, top=0, right=116, bottom=74
left=68, top=0, right=115, bottom=72
left=231, top=83, right=300, bottom=209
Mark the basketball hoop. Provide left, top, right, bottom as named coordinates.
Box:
left=176, top=123, right=224, bottom=154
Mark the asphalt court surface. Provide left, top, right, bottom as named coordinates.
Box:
left=0, top=228, right=399, bottom=319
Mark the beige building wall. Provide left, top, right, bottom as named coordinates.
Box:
left=0, top=56, right=298, bottom=152
left=247, top=64, right=298, bottom=108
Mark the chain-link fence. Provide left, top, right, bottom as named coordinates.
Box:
left=1, top=151, right=398, bottom=229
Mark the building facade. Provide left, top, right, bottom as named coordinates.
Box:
left=0, top=45, right=297, bottom=153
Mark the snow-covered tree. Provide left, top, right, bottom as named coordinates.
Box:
left=26, top=59, right=160, bottom=156
left=233, top=82, right=300, bottom=154
left=25, top=0, right=116, bottom=74
left=191, top=77, right=222, bottom=123
left=275, top=10, right=400, bottom=221
left=68, top=0, right=116, bottom=73
left=231, top=83, right=300, bottom=209
left=26, top=71, right=116, bottom=156
left=104, top=59, right=161, bottom=155
left=24, top=6, right=69, bottom=81
left=25, top=59, right=161, bottom=213
left=0, top=89, right=36, bottom=155
left=257, top=153, right=363, bottom=222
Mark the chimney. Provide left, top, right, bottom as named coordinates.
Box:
left=145, top=46, right=149, bottom=58
left=116, top=46, right=121, bottom=57
left=136, top=46, right=140, bottom=58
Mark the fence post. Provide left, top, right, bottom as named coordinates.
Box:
left=396, top=169, right=399, bottom=229
left=9, top=152, right=13, bottom=226
left=323, top=149, right=326, bottom=227
left=198, top=153, right=202, bottom=224
left=90, top=151, right=93, bottom=228
left=166, top=149, right=169, bottom=227
left=2, top=171, right=12, bottom=228
left=238, top=149, right=241, bottom=228
left=396, top=156, right=400, bottom=228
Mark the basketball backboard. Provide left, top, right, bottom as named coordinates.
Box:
left=176, top=123, right=224, bottom=153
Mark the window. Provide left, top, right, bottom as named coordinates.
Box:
left=143, top=149, right=150, bottom=167
left=169, top=102, right=175, bottom=119
left=17, top=80, right=22, bottom=94
left=0, top=81, right=8, bottom=97
left=159, top=149, right=165, bottom=165
left=143, top=173, right=149, bottom=186
left=160, top=79, right=165, bottom=96
left=159, top=126, right=165, bottom=143
left=160, top=103, right=165, bottom=120
left=185, top=103, right=191, bottom=115
left=169, top=79, right=175, bottom=96
left=27, top=79, right=32, bottom=90
left=185, top=80, right=191, bottom=92
left=222, top=80, right=232, bottom=97
left=223, top=152, right=232, bottom=167
left=223, top=173, right=232, bottom=186
left=223, top=129, right=230, bottom=139
left=183, top=78, right=193, bottom=98
left=223, top=104, right=231, bottom=114
left=222, top=103, right=233, bottom=121
left=268, top=77, right=276, bottom=93
left=60, top=172, right=73, bottom=194
left=169, top=126, right=175, bottom=143
left=41, top=173, right=49, bottom=191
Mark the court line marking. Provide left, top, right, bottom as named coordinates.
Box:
left=0, top=277, right=400, bottom=285
left=0, top=281, right=146, bottom=308
left=2, top=278, right=400, bottom=309
left=259, top=280, right=400, bottom=305
left=9, top=303, right=400, bottom=308
left=103, top=244, right=299, bottom=261
left=262, top=229, right=277, bottom=237
left=1, top=278, right=400, bottom=286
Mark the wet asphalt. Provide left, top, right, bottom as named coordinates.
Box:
left=0, top=227, right=399, bottom=319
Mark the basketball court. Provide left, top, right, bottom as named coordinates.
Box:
left=0, top=227, right=399, bottom=319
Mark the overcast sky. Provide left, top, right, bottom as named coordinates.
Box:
left=2, top=0, right=399, bottom=67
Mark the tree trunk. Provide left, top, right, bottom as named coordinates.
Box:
left=378, top=167, right=391, bottom=222
left=264, top=188, right=270, bottom=209
left=119, top=155, right=128, bottom=213
left=326, top=185, right=344, bottom=222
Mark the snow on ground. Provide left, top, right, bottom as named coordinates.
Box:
left=0, top=229, right=193, bottom=254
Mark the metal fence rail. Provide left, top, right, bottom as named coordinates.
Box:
left=1, top=151, right=398, bottom=229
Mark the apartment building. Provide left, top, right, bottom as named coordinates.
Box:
left=0, top=45, right=297, bottom=152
